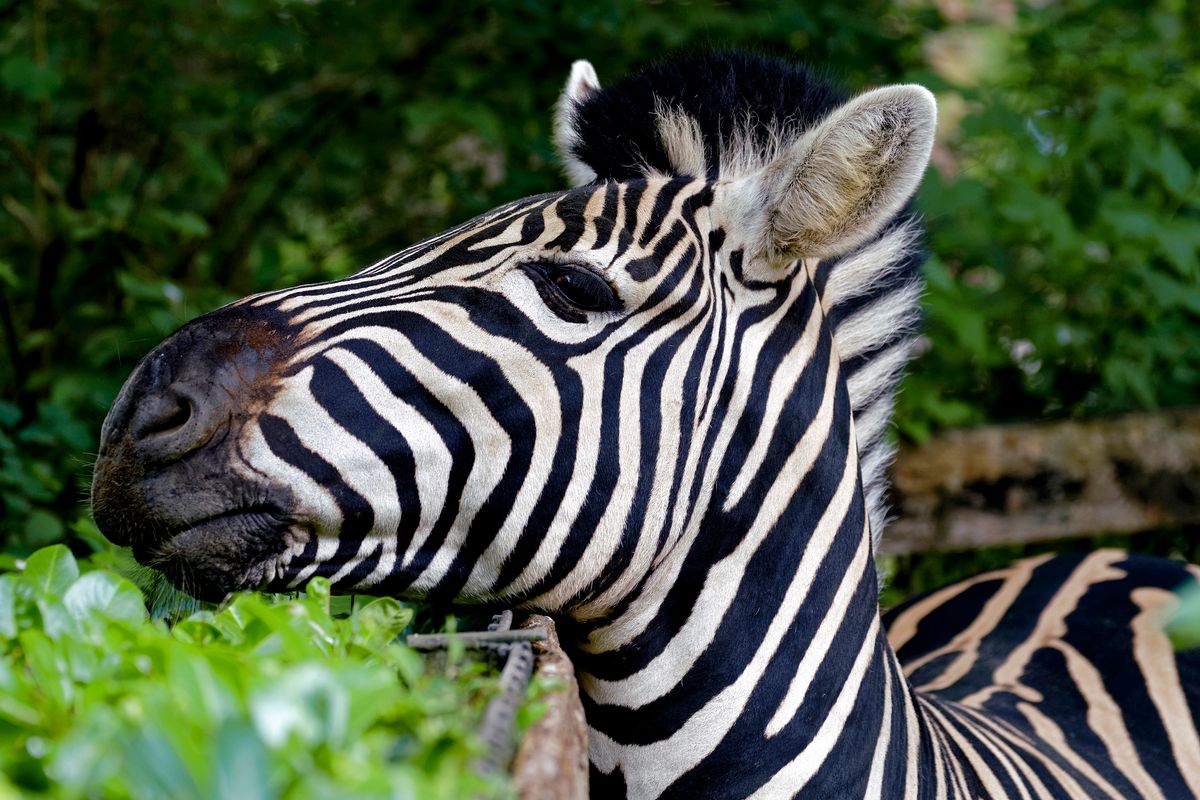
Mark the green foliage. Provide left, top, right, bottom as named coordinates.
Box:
left=0, top=0, right=921, bottom=553
left=0, top=546, right=510, bottom=800
left=899, top=0, right=1200, bottom=440
left=0, top=2, right=1194, bottom=787
left=0, top=2, right=1195, bottom=566
left=1168, top=580, right=1200, bottom=651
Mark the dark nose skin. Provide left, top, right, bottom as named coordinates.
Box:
left=126, top=377, right=220, bottom=463
left=97, top=308, right=291, bottom=466
left=92, top=308, right=293, bottom=547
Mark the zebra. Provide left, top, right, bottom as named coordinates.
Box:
left=91, top=52, right=1200, bottom=798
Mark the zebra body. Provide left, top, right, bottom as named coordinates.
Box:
left=90, top=53, right=1200, bottom=798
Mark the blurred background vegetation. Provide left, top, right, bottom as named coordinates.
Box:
left=1, top=0, right=1198, bottom=595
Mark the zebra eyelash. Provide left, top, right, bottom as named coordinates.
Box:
left=518, top=258, right=623, bottom=322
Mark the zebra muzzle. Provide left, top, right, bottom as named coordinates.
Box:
left=92, top=304, right=302, bottom=600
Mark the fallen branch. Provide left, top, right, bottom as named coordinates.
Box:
left=881, top=407, right=1200, bottom=554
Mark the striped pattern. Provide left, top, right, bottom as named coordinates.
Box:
left=886, top=551, right=1200, bottom=800
left=233, top=173, right=1200, bottom=797
left=114, top=54, right=1200, bottom=798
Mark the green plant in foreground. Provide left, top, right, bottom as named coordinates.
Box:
left=1167, top=580, right=1200, bottom=652
left=0, top=545, right=510, bottom=800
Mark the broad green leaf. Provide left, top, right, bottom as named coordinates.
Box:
left=36, top=596, right=80, bottom=640
left=19, top=629, right=73, bottom=711
left=329, top=594, right=355, bottom=617
left=166, top=650, right=239, bottom=722
left=0, top=260, right=18, bottom=288
left=1169, top=581, right=1200, bottom=650
left=0, top=57, right=63, bottom=100
left=1154, top=139, right=1195, bottom=199
left=353, top=597, right=413, bottom=643
left=23, top=545, right=80, bottom=597
left=148, top=208, right=212, bottom=239
left=0, top=401, right=18, bottom=427
left=304, top=577, right=332, bottom=615
left=249, top=663, right=348, bottom=748
left=122, top=727, right=205, bottom=800
left=23, top=509, right=64, bottom=549
left=0, top=691, right=42, bottom=728
left=1158, top=220, right=1200, bottom=279
left=46, top=711, right=123, bottom=793
left=64, top=571, right=148, bottom=625
left=1099, top=196, right=1159, bottom=239
left=210, top=720, right=271, bottom=800
left=0, top=575, right=14, bottom=638
left=0, top=774, right=24, bottom=800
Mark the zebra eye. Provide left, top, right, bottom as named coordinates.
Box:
left=542, top=265, right=620, bottom=313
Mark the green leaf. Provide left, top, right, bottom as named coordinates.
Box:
left=0, top=260, right=19, bottom=289
left=1158, top=220, right=1200, bottom=279
left=1103, top=357, right=1158, bottom=409
left=0, top=576, right=13, bottom=638
left=165, top=650, right=240, bottom=722
left=63, top=571, right=147, bottom=625
left=23, top=545, right=80, bottom=597
left=122, top=726, right=205, bottom=800
left=36, top=596, right=79, bottom=640
left=23, top=509, right=64, bottom=549
left=1153, top=139, right=1195, bottom=199
left=329, top=594, right=354, bottom=617
left=303, top=577, right=332, bottom=616
left=1099, top=195, right=1159, bottom=239
left=250, top=663, right=348, bottom=748
left=19, top=629, right=73, bottom=711
left=353, top=597, right=413, bottom=643
left=210, top=720, right=271, bottom=800
left=1169, top=581, right=1200, bottom=650
left=46, top=711, right=123, bottom=792
left=1136, top=268, right=1200, bottom=316
left=148, top=208, right=212, bottom=239
left=0, top=57, right=63, bottom=101
left=0, top=685, right=42, bottom=727
left=0, top=401, right=19, bottom=428
left=998, top=183, right=1076, bottom=249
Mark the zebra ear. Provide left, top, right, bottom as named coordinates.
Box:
left=730, top=84, right=936, bottom=267
left=554, top=60, right=601, bottom=187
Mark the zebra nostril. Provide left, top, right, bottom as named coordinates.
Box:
left=129, top=383, right=213, bottom=461
left=137, top=393, right=193, bottom=438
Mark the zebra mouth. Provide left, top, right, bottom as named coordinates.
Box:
left=135, top=506, right=299, bottom=603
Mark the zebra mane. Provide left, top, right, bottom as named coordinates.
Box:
left=558, top=51, right=849, bottom=183
left=557, top=51, right=927, bottom=552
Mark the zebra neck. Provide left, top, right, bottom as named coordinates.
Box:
left=556, top=266, right=953, bottom=796
left=565, top=453, right=945, bottom=796
left=568, top=541, right=972, bottom=798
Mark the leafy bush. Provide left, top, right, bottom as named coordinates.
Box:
left=0, top=1, right=1196, bottom=569
left=0, top=0, right=918, bottom=554
left=900, top=0, right=1200, bottom=439
left=0, top=546, right=509, bottom=800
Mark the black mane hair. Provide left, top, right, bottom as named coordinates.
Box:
left=566, top=51, right=849, bottom=182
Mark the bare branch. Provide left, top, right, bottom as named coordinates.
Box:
left=2, top=195, right=40, bottom=242
left=0, top=133, right=64, bottom=203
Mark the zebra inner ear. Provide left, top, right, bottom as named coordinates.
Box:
left=732, top=84, right=937, bottom=267
left=554, top=59, right=602, bottom=187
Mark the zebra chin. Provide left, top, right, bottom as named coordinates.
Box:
left=137, top=509, right=301, bottom=603
left=90, top=416, right=308, bottom=604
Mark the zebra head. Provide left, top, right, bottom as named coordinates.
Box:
left=91, top=53, right=935, bottom=610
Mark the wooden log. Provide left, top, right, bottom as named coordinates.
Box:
left=513, top=615, right=589, bottom=800
left=880, top=407, right=1200, bottom=555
